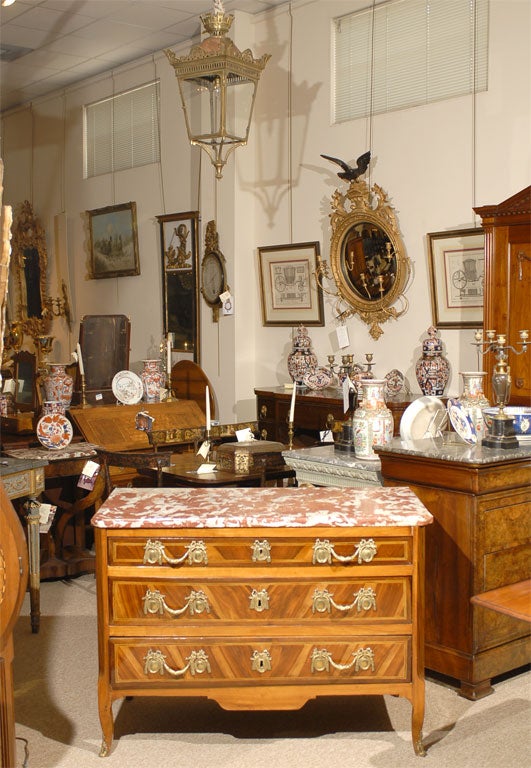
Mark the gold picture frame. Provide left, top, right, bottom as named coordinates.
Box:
left=258, top=242, right=324, bottom=326
left=88, top=202, right=140, bottom=279
left=427, top=228, right=484, bottom=328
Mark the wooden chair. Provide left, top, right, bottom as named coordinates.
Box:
left=170, top=360, right=216, bottom=419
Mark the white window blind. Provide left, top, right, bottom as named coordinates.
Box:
left=84, top=81, right=160, bottom=178
left=332, top=0, right=488, bottom=123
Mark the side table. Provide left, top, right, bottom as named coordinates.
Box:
left=282, top=445, right=382, bottom=487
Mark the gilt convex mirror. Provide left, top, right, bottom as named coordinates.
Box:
left=320, top=179, right=410, bottom=340
left=10, top=200, right=52, bottom=339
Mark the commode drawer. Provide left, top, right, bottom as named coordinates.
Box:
left=107, top=534, right=413, bottom=568
left=109, top=576, right=411, bottom=625
left=110, top=636, right=411, bottom=687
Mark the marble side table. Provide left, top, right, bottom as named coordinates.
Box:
left=282, top=444, right=382, bottom=487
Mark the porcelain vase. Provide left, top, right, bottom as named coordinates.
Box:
left=458, top=371, right=490, bottom=437
left=43, top=363, right=74, bottom=408
left=141, top=359, right=164, bottom=402
left=415, top=326, right=450, bottom=396
left=353, top=378, right=394, bottom=460
left=287, top=325, right=318, bottom=386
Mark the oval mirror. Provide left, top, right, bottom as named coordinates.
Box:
left=327, top=180, right=411, bottom=339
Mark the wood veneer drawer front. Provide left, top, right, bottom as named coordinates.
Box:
left=109, top=577, right=411, bottom=624
left=107, top=535, right=412, bottom=568
left=110, top=636, right=411, bottom=686
left=479, top=497, right=531, bottom=553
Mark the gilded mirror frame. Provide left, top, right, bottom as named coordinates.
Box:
left=326, top=179, right=410, bottom=340
left=10, top=200, right=52, bottom=339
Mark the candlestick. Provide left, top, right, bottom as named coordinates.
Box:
left=166, top=337, right=171, bottom=373
left=205, top=385, right=211, bottom=431
left=289, top=383, right=296, bottom=423
left=76, top=342, right=84, bottom=376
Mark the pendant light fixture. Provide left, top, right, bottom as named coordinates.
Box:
left=164, top=0, right=270, bottom=179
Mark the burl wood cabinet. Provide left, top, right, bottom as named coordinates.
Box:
left=92, top=486, right=433, bottom=757
left=474, top=186, right=531, bottom=406
left=376, top=438, right=531, bottom=700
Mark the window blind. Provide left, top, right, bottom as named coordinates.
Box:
left=332, top=0, right=488, bottom=123
left=84, top=81, right=160, bottom=178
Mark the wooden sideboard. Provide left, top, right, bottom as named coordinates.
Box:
left=376, top=436, right=531, bottom=700
left=255, top=386, right=414, bottom=445
left=93, top=485, right=432, bottom=757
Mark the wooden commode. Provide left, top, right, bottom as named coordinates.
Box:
left=92, top=485, right=432, bottom=757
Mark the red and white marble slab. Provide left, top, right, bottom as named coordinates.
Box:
left=91, top=486, right=432, bottom=530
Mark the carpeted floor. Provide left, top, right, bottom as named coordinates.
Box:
left=12, top=575, right=531, bottom=768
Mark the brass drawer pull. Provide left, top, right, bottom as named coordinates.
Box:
left=312, top=538, right=378, bottom=565
left=143, top=649, right=211, bottom=678
left=142, top=588, right=210, bottom=617
left=251, top=649, right=272, bottom=673
left=310, top=647, right=375, bottom=673
left=249, top=588, right=270, bottom=612
left=312, top=587, right=377, bottom=614
left=251, top=539, right=271, bottom=562
left=143, top=539, right=208, bottom=566
left=260, top=404, right=268, bottom=419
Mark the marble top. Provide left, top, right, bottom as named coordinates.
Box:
left=91, top=486, right=433, bottom=529
left=2, top=442, right=98, bottom=462
left=0, top=456, right=48, bottom=475
left=283, top=444, right=381, bottom=471
left=375, top=434, right=531, bottom=464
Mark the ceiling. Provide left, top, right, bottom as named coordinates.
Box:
left=0, top=0, right=287, bottom=113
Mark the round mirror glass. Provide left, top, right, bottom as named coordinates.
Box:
left=341, top=222, right=397, bottom=302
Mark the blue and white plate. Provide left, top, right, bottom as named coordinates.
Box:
left=447, top=398, right=477, bottom=444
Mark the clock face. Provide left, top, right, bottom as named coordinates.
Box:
left=202, top=251, right=225, bottom=305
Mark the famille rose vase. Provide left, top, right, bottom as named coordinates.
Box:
left=415, top=326, right=450, bottom=396
left=141, top=359, right=164, bottom=402
left=352, top=378, right=394, bottom=460
left=457, top=371, right=490, bottom=437
left=42, top=363, right=74, bottom=408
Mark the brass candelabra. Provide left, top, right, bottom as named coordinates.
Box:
left=472, top=329, right=528, bottom=448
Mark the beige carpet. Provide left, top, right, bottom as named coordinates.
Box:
left=12, top=575, right=531, bottom=768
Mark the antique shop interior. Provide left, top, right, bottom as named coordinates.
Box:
left=0, top=0, right=530, bottom=767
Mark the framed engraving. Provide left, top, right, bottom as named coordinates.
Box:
left=258, top=242, right=324, bottom=326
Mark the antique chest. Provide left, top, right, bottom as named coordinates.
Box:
left=215, top=440, right=286, bottom=474
left=92, top=485, right=432, bottom=757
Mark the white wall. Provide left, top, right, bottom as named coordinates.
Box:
left=1, top=0, right=530, bottom=422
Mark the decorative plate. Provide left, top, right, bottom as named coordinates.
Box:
left=36, top=413, right=74, bottom=450
left=303, top=366, right=334, bottom=390
left=400, top=396, right=448, bottom=441
left=385, top=369, right=405, bottom=396
left=112, top=370, right=144, bottom=405
left=447, top=398, right=477, bottom=444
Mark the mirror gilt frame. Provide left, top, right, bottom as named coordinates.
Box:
left=326, top=179, right=410, bottom=340
left=10, top=200, right=52, bottom=339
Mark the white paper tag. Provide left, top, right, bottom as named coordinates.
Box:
left=336, top=325, right=350, bottom=348
left=236, top=427, right=254, bottom=441
left=95, top=393, right=103, bottom=401
left=82, top=460, right=100, bottom=477
left=196, top=463, right=217, bottom=474
left=222, top=294, right=234, bottom=315
left=219, top=290, right=231, bottom=303
left=320, top=430, right=334, bottom=443
left=3, top=379, right=15, bottom=394
left=196, top=440, right=211, bottom=458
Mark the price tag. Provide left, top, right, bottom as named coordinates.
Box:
left=336, top=325, right=350, bottom=348
left=320, top=430, right=334, bottom=443
left=78, top=460, right=101, bottom=490
left=196, top=440, right=211, bottom=458
left=196, top=463, right=216, bottom=474
left=236, top=427, right=254, bottom=441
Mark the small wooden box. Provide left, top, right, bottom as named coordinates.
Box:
left=215, top=440, right=286, bottom=475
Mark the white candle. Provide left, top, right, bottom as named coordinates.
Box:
left=76, top=343, right=84, bottom=376
left=166, top=338, right=171, bottom=373
left=205, top=385, right=211, bottom=431
left=289, top=384, right=296, bottom=423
